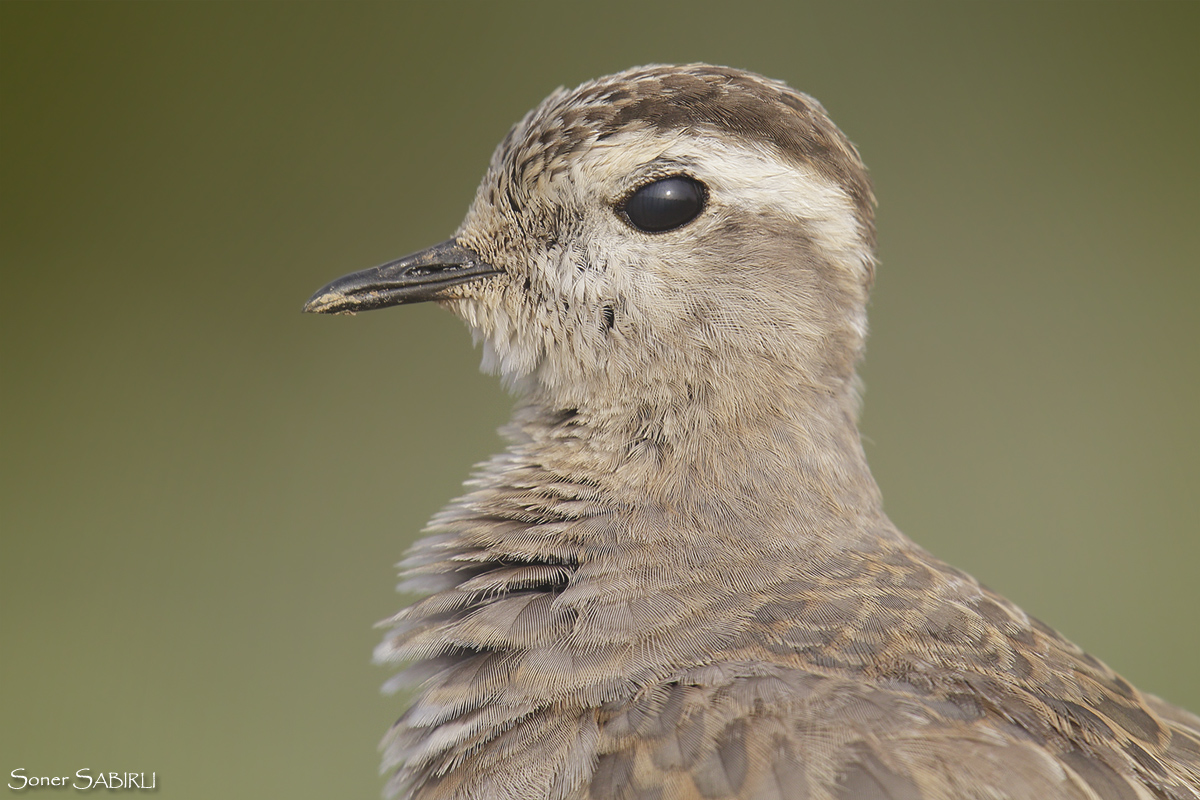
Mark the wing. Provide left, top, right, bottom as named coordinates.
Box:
left=590, top=663, right=1200, bottom=800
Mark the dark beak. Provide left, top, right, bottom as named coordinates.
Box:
left=303, top=239, right=497, bottom=314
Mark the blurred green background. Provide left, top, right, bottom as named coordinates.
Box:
left=2, top=2, right=1197, bottom=797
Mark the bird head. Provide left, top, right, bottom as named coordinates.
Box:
left=306, top=64, right=877, bottom=422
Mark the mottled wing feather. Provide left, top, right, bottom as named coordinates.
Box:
left=592, top=666, right=1198, bottom=800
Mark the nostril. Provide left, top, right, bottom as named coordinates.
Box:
left=408, top=261, right=473, bottom=278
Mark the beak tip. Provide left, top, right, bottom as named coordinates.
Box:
left=303, top=291, right=350, bottom=315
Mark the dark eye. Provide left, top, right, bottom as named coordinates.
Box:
left=620, top=176, right=707, bottom=233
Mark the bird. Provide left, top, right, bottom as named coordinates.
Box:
left=304, top=64, right=1200, bottom=800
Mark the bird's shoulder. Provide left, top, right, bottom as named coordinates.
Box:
left=589, top=653, right=1200, bottom=800
left=576, top=534, right=1200, bottom=800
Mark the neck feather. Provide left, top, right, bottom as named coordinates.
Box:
left=374, top=376, right=892, bottom=792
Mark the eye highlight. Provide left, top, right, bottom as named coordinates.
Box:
left=619, top=176, right=707, bottom=233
